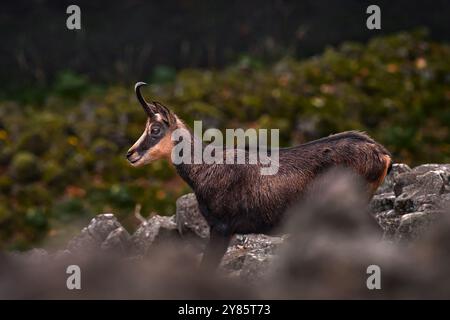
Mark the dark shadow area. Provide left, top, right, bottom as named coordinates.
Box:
left=1, top=0, right=449, bottom=90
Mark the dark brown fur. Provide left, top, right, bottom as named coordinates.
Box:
left=177, top=131, right=391, bottom=232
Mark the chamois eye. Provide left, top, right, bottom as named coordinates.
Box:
left=150, top=126, right=161, bottom=136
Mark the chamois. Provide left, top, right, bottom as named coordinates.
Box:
left=127, top=82, right=392, bottom=269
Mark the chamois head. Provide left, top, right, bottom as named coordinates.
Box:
left=126, top=82, right=179, bottom=167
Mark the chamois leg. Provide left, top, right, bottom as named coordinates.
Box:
left=200, top=228, right=232, bottom=270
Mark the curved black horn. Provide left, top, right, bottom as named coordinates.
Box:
left=134, top=82, right=154, bottom=117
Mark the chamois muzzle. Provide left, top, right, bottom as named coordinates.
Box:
left=126, top=148, right=141, bottom=164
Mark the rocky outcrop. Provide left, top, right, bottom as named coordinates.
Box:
left=175, top=193, right=209, bottom=240
left=222, top=234, right=286, bottom=281
left=4, top=164, right=450, bottom=299
left=372, top=163, right=450, bottom=241
left=62, top=193, right=285, bottom=276
left=18, top=163, right=450, bottom=274
left=131, top=215, right=179, bottom=255
left=67, top=213, right=131, bottom=255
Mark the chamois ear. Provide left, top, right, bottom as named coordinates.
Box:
left=152, top=101, right=177, bottom=127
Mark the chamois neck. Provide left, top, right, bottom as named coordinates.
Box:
left=172, top=123, right=209, bottom=191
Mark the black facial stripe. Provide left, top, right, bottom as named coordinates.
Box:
left=136, top=126, right=164, bottom=156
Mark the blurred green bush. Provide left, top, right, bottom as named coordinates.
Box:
left=0, top=30, right=449, bottom=249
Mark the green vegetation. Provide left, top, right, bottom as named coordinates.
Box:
left=0, top=30, right=449, bottom=249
